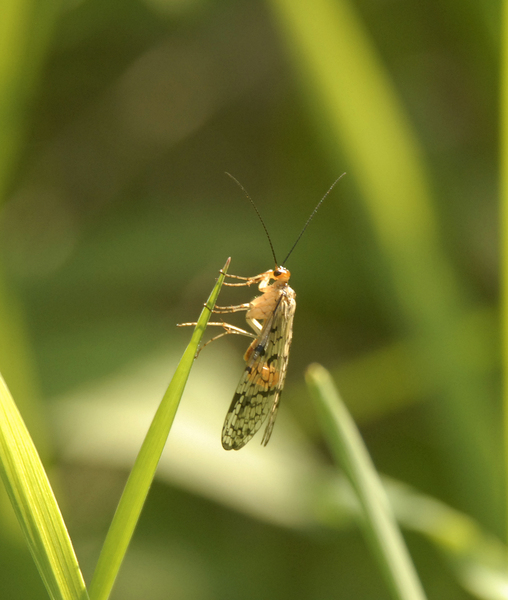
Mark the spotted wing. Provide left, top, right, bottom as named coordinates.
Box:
left=221, top=290, right=296, bottom=450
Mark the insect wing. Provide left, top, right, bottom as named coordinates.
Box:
left=221, top=291, right=296, bottom=450
left=260, top=292, right=296, bottom=446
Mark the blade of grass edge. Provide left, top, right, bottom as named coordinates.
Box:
left=501, top=0, right=508, bottom=543
left=0, top=375, right=88, bottom=600
left=306, top=363, right=427, bottom=600
left=268, top=0, right=499, bottom=524
left=319, top=473, right=508, bottom=600
left=88, top=258, right=231, bottom=600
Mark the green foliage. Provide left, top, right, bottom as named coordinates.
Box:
left=0, top=374, right=87, bottom=600
left=88, top=259, right=229, bottom=600
left=0, top=0, right=502, bottom=598
left=307, top=363, right=427, bottom=600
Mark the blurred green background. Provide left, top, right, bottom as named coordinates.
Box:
left=0, top=0, right=500, bottom=598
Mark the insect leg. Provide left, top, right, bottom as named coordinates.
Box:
left=201, top=323, right=255, bottom=348
left=177, top=321, right=256, bottom=356
left=213, top=303, right=250, bottom=313
left=246, top=317, right=262, bottom=334
left=219, top=269, right=252, bottom=281
left=222, top=273, right=266, bottom=287
left=221, top=273, right=251, bottom=280
left=221, top=273, right=252, bottom=287
left=223, top=281, right=254, bottom=287
left=177, top=321, right=253, bottom=335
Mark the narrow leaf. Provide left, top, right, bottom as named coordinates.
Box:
left=501, top=0, right=508, bottom=537
left=89, top=258, right=230, bottom=600
left=306, top=363, right=427, bottom=600
left=0, top=375, right=88, bottom=600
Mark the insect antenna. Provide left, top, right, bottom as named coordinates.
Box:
left=225, top=172, right=278, bottom=265
left=281, top=172, right=346, bottom=266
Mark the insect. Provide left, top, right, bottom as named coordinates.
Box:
left=180, top=173, right=345, bottom=450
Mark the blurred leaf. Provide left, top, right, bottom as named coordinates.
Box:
left=306, top=363, right=427, bottom=600
left=0, top=374, right=88, bottom=600
left=0, top=0, right=62, bottom=450
left=268, top=0, right=500, bottom=525
left=0, top=0, right=60, bottom=201
left=52, top=348, right=507, bottom=599
left=501, top=0, right=508, bottom=539
left=331, top=304, right=497, bottom=423
left=321, top=476, right=508, bottom=600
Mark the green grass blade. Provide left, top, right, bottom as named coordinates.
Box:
left=268, top=0, right=499, bottom=522
left=88, top=258, right=230, bottom=600
left=383, top=479, right=508, bottom=600
left=306, top=363, right=427, bottom=600
left=0, top=0, right=61, bottom=203
left=319, top=473, right=508, bottom=600
left=501, top=0, right=508, bottom=540
left=267, top=0, right=437, bottom=257
left=0, top=375, right=88, bottom=600
left=0, top=0, right=62, bottom=455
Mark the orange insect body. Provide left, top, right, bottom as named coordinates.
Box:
left=242, top=267, right=292, bottom=361
left=220, top=264, right=296, bottom=450
left=246, top=268, right=291, bottom=317
left=179, top=172, right=344, bottom=450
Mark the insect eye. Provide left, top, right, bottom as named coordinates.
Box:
left=273, top=269, right=281, bottom=277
